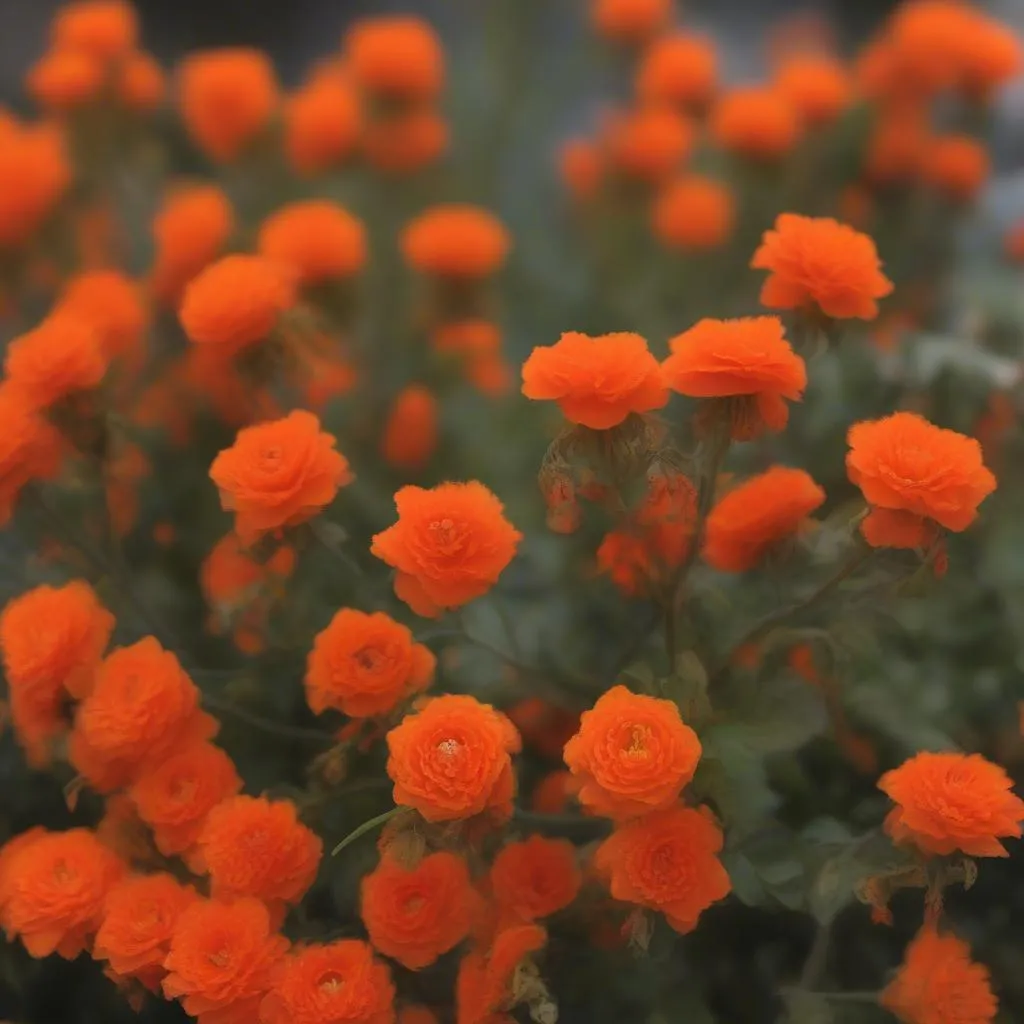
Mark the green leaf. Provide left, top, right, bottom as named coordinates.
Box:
left=716, top=674, right=829, bottom=756
left=692, top=729, right=779, bottom=837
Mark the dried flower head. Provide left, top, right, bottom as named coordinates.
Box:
left=257, top=200, right=368, bottom=286
left=401, top=205, right=510, bottom=279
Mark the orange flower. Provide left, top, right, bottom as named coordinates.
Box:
left=591, top=0, right=671, bottom=45
left=128, top=742, right=239, bottom=860
left=371, top=482, right=521, bottom=617
left=0, top=123, right=70, bottom=248
left=195, top=795, right=322, bottom=908
left=605, top=106, right=694, bottom=183
left=752, top=213, right=894, bottom=320
left=52, top=1, right=137, bottom=59
left=506, top=699, right=581, bottom=761
left=258, top=200, right=367, bottom=286
left=864, top=105, right=931, bottom=185
left=27, top=50, right=104, bottom=112
left=563, top=685, right=701, bottom=820
left=178, top=48, right=278, bottom=162
left=163, top=897, right=289, bottom=1024
left=399, top=1008, right=438, bottom=1024
left=597, top=531, right=657, bottom=597
left=57, top=269, right=148, bottom=364
left=522, top=331, right=667, bottom=430
left=201, top=533, right=295, bottom=625
left=261, top=942, right=394, bottom=1024
left=882, top=926, right=997, bottom=1024
left=94, top=873, right=199, bottom=990
left=490, top=836, right=581, bottom=924
left=0, top=827, right=124, bottom=959
left=456, top=923, right=547, bottom=1024
left=637, top=33, right=718, bottom=110
left=116, top=52, right=166, bottom=111
left=593, top=806, right=731, bottom=933
left=151, top=185, right=234, bottom=305
left=531, top=771, right=575, bottom=814
left=662, top=317, right=806, bottom=440
left=360, top=852, right=478, bottom=969
left=346, top=16, right=444, bottom=101
left=401, top=205, right=509, bottom=279
left=846, top=412, right=996, bottom=548
left=959, top=15, right=1022, bottom=101
left=386, top=694, right=521, bottom=822
left=69, top=637, right=216, bottom=792
left=285, top=74, right=362, bottom=176
left=710, top=87, right=801, bottom=161
left=653, top=176, right=735, bottom=250
left=559, top=138, right=603, bottom=201
left=381, top=385, right=438, bottom=471
left=210, top=411, right=352, bottom=546
left=306, top=608, right=436, bottom=719
left=0, top=386, right=63, bottom=527
left=775, top=54, right=853, bottom=126
left=362, top=109, right=449, bottom=175
left=922, top=135, right=990, bottom=202
left=4, top=312, right=108, bottom=411
left=179, top=254, right=296, bottom=359
left=879, top=751, right=1024, bottom=857
left=704, top=466, right=825, bottom=572
left=432, top=320, right=508, bottom=394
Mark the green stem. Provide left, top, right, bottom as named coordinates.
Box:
left=331, top=806, right=402, bottom=856
left=202, top=692, right=334, bottom=745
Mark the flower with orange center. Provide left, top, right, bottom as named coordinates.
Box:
left=257, top=200, right=367, bottom=286
left=710, top=87, right=801, bottom=161
left=69, top=637, right=217, bottom=793
left=4, top=312, right=108, bottom=411
left=381, top=384, right=438, bottom=471
left=162, top=897, right=289, bottom=1024
left=0, top=827, right=124, bottom=959
left=456, top=923, right=547, bottom=1024
left=605, top=106, right=695, bottom=183
left=371, top=481, right=521, bottom=617
left=261, top=939, right=395, bottom=1024
left=775, top=54, right=853, bottom=126
left=116, top=52, right=166, bottom=112
left=593, top=805, right=731, bottom=933
left=151, top=185, right=234, bottom=305
left=636, top=33, right=718, bottom=110
left=490, top=836, right=582, bottom=925
left=704, top=466, right=825, bottom=572
left=879, top=751, right=1024, bottom=857
left=386, top=694, right=521, bottom=822
left=0, top=123, right=70, bottom=249
left=195, top=795, right=322, bottom=909
left=94, top=873, right=199, bottom=991
left=362, top=109, right=449, bottom=175
left=306, top=608, right=436, bottom=719
left=178, top=48, right=278, bottom=162
left=52, top=1, right=137, bottom=59
left=360, top=852, right=478, bottom=969
left=0, top=386, right=62, bottom=528
left=345, top=16, right=444, bottom=102
left=27, top=50, right=104, bottom=112
left=285, top=72, right=362, bottom=177
left=653, top=176, right=735, bottom=251
left=401, top=205, right=509, bottom=279
left=846, top=412, right=996, bottom=550
left=922, top=135, right=990, bottom=203
left=521, top=331, right=668, bottom=430
left=662, top=316, right=806, bottom=441
left=752, top=213, right=894, bottom=321
left=128, top=742, right=242, bottom=860
left=209, top=410, right=352, bottom=547
left=563, top=685, right=701, bottom=820
left=591, top=0, right=671, bottom=45
left=179, top=254, right=296, bottom=359
left=57, top=269, right=148, bottom=364
left=881, top=926, right=997, bottom=1024
left=559, top=138, right=603, bottom=201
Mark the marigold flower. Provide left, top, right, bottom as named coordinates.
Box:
left=306, top=608, right=436, bottom=720
left=151, top=185, right=234, bottom=305
left=922, top=135, right=990, bottom=203
left=4, top=312, right=108, bottom=411
left=605, top=106, right=695, bottom=183
left=401, top=205, right=509, bottom=279
left=52, top=1, right=137, bottom=59
left=710, top=87, right=801, bottom=161
left=285, top=74, right=362, bottom=176
left=704, top=466, right=825, bottom=572
left=360, top=852, right=478, bottom=969
left=882, top=926, right=997, bottom=1024
left=879, top=751, right=1024, bottom=858
left=94, top=873, right=199, bottom=990
left=775, top=54, right=853, bottom=126
left=593, top=806, right=731, bottom=933
left=636, top=34, right=718, bottom=109
left=0, top=123, right=70, bottom=248
left=129, top=742, right=242, bottom=859
left=57, top=270, right=148, bottom=363
left=653, top=176, right=735, bottom=251
left=662, top=317, right=806, bottom=440
left=28, top=50, right=104, bottom=112
left=362, top=110, right=448, bottom=175
left=0, top=387, right=62, bottom=528
left=559, top=138, right=603, bottom=201
left=371, top=482, right=521, bottom=617
left=846, top=412, right=996, bottom=548
left=864, top=105, right=931, bottom=185
left=210, top=411, right=352, bottom=546
left=0, top=827, right=46, bottom=912
left=69, top=637, right=216, bottom=792
left=346, top=16, right=444, bottom=101
left=163, top=897, right=289, bottom=1024
left=456, top=923, right=547, bottom=1024
left=179, top=254, right=296, bottom=358
left=386, top=694, right=521, bottom=822
left=258, top=201, right=367, bottom=286
left=116, top=52, right=166, bottom=111
left=591, top=0, right=671, bottom=45
left=563, top=685, right=700, bottom=820
left=381, top=385, right=438, bottom=471
left=752, top=213, right=893, bottom=321
left=178, top=48, right=278, bottom=163
left=959, top=15, right=1022, bottom=100
left=0, top=827, right=124, bottom=959
left=490, top=836, right=581, bottom=925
